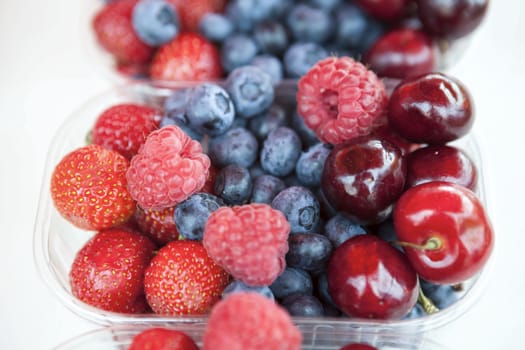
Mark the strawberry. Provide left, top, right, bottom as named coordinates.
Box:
left=150, top=33, right=223, bottom=82
left=129, top=327, right=199, bottom=350
left=69, top=228, right=155, bottom=313
left=91, top=103, right=161, bottom=160
left=167, top=0, right=226, bottom=32
left=144, top=240, right=230, bottom=315
left=134, top=205, right=181, bottom=245
left=92, top=0, right=155, bottom=64
left=50, top=144, right=135, bottom=231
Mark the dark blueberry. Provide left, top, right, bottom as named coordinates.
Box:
left=270, top=267, right=313, bottom=299
left=286, top=4, right=333, bottom=44
left=214, top=164, right=253, bottom=205
left=199, top=13, right=234, bottom=43
left=248, top=104, right=288, bottom=141
left=334, top=3, right=384, bottom=52
left=174, top=193, right=224, bottom=241
left=186, top=83, right=234, bottom=136
left=291, top=111, right=320, bottom=147
left=306, top=0, right=342, bottom=11
left=225, top=66, right=275, bottom=118
left=322, top=302, right=342, bottom=317
left=132, top=0, right=179, bottom=46
left=226, top=0, right=293, bottom=32
left=161, top=88, right=203, bottom=141
left=260, top=127, right=302, bottom=177
left=403, top=303, right=426, bottom=320
left=284, top=42, right=329, bottom=79
left=281, top=294, right=324, bottom=317
left=315, top=187, right=338, bottom=219
left=222, top=280, right=275, bottom=301
left=221, top=34, right=259, bottom=73
left=249, top=162, right=266, bottom=178
left=286, top=233, right=333, bottom=272
left=295, top=143, right=331, bottom=187
left=208, top=127, right=258, bottom=168
left=250, top=55, right=283, bottom=84
left=271, top=186, right=320, bottom=234
left=230, top=116, right=248, bottom=129
left=315, top=272, right=338, bottom=308
left=253, top=20, right=289, bottom=56
left=420, top=279, right=460, bottom=309
left=283, top=174, right=302, bottom=188
left=250, top=174, right=286, bottom=204
left=324, top=214, right=367, bottom=247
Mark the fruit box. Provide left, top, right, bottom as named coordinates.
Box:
left=33, top=81, right=491, bottom=342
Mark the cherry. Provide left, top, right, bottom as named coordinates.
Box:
left=406, top=144, right=478, bottom=190
left=340, top=344, right=378, bottom=350
left=355, top=0, right=410, bottom=22
left=321, top=137, right=406, bottom=225
left=417, top=0, right=490, bottom=39
left=364, top=28, right=436, bottom=79
left=370, top=125, right=421, bottom=156
left=327, top=234, right=419, bottom=319
left=388, top=72, right=474, bottom=144
left=393, top=181, right=494, bottom=284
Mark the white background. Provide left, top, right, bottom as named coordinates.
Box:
left=0, top=0, right=524, bottom=348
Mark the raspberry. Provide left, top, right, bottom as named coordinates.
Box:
left=202, top=292, right=302, bottom=350
left=126, top=125, right=210, bottom=210
left=297, top=56, right=388, bottom=145
left=203, top=204, right=290, bottom=286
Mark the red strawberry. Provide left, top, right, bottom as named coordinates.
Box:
left=92, top=103, right=161, bottom=160
left=134, top=205, right=181, bottom=245
left=51, top=144, right=135, bottom=231
left=69, top=228, right=155, bottom=313
left=144, top=240, right=230, bottom=315
left=167, top=0, right=226, bottom=32
left=129, top=327, right=199, bottom=350
left=150, top=33, right=223, bottom=82
left=92, top=0, right=155, bottom=64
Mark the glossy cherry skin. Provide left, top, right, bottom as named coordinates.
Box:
left=393, top=181, right=494, bottom=284
left=406, top=145, right=478, bottom=190
left=321, top=137, right=406, bottom=225
left=388, top=72, right=474, bottom=144
left=355, top=0, right=410, bottom=21
left=327, top=234, right=419, bottom=319
left=364, top=29, right=436, bottom=79
left=340, top=344, right=378, bottom=350
left=417, top=0, right=490, bottom=39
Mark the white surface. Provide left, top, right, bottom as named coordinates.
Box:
left=0, top=0, right=524, bottom=348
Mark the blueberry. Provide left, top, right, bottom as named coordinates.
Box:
left=324, top=214, right=367, bottom=247
left=226, top=0, right=293, bottom=32
left=315, top=187, right=338, bottom=219
left=272, top=186, right=320, bottom=234
left=270, top=267, right=313, bottom=299
left=253, top=20, right=289, bottom=56
left=199, top=13, right=234, bottom=43
left=208, top=127, right=259, bottom=168
left=226, top=66, right=275, bottom=119
left=420, top=279, right=461, bottom=309
left=221, top=34, right=259, bottom=73
left=306, top=0, right=342, bottom=11
left=284, top=42, right=329, bottom=79
left=260, top=127, right=302, bottom=177
left=161, top=88, right=202, bottom=141
left=249, top=162, right=266, bottom=178
left=222, top=280, right=275, bottom=301
left=250, top=55, right=283, bottom=84
left=286, top=4, right=333, bottom=44
left=295, top=143, right=331, bottom=187
left=286, top=233, right=333, bottom=272
left=281, top=294, right=324, bottom=317
left=250, top=175, right=286, bottom=204
left=186, top=83, right=235, bottom=136
left=214, top=164, right=253, bottom=205
left=291, top=111, right=320, bottom=147
left=174, top=193, right=224, bottom=241
left=132, top=0, right=179, bottom=46
left=248, top=104, right=288, bottom=141
left=403, top=303, right=426, bottom=320
left=315, top=272, right=338, bottom=309
left=334, top=3, right=385, bottom=52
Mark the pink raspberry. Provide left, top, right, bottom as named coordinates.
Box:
left=203, top=292, right=302, bottom=350
left=126, top=125, right=210, bottom=210
left=297, top=56, right=388, bottom=145
left=203, top=204, right=290, bottom=286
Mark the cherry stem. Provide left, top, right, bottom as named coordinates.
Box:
left=393, top=237, right=442, bottom=251
left=418, top=287, right=439, bottom=315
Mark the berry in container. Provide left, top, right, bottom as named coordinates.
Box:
left=34, top=58, right=494, bottom=344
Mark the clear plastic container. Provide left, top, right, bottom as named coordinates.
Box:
left=52, top=324, right=447, bottom=350
left=33, top=82, right=492, bottom=337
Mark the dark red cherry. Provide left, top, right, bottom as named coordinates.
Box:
left=417, top=0, right=490, bottom=39
left=406, top=144, right=478, bottom=190
left=327, top=234, right=419, bottom=319
left=364, top=28, right=436, bottom=79
left=321, top=137, right=406, bottom=225
left=355, top=0, right=410, bottom=21
left=393, top=181, right=494, bottom=284
left=370, top=125, right=421, bottom=156
left=388, top=72, right=474, bottom=144
left=340, top=344, right=378, bottom=350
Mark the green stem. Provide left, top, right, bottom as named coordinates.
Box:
left=418, top=287, right=440, bottom=315
left=394, top=237, right=442, bottom=251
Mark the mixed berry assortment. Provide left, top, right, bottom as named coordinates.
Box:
left=92, top=0, right=489, bottom=81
